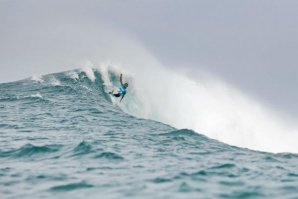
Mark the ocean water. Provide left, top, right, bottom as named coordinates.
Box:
left=1, top=68, right=298, bottom=199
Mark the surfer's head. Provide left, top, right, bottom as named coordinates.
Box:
left=124, top=83, right=128, bottom=88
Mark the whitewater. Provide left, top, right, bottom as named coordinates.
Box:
left=1, top=64, right=298, bottom=199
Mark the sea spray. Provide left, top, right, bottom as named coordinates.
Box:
left=97, top=62, right=298, bottom=153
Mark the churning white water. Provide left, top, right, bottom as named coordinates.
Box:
left=95, top=62, right=298, bottom=153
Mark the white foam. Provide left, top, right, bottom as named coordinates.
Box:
left=31, top=75, right=44, bottom=83
left=98, top=61, right=113, bottom=86
left=67, top=71, right=79, bottom=81
left=81, top=85, right=92, bottom=91
left=81, top=61, right=95, bottom=82
left=50, top=77, right=60, bottom=86
left=31, top=93, right=43, bottom=98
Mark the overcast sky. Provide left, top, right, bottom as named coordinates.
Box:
left=1, top=0, right=297, bottom=117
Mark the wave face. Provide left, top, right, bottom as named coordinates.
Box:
left=1, top=68, right=298, bottom=199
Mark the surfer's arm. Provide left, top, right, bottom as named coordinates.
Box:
left=120, top=93, right=125, bottom=102
left=120, top=74, right=123, bottom=84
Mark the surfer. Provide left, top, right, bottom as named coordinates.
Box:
left=112, top=74, right=128, bottom=102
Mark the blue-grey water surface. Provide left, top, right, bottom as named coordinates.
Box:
left=1, top=70, right=298, bottom=199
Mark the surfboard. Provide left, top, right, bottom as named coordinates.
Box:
left=103, top=84, right=120, bottom=95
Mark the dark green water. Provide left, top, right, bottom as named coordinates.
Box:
left=1, top=69, right=298, bottom=199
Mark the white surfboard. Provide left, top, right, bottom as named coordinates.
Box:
left=103, top=84, right=120, bottom=95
